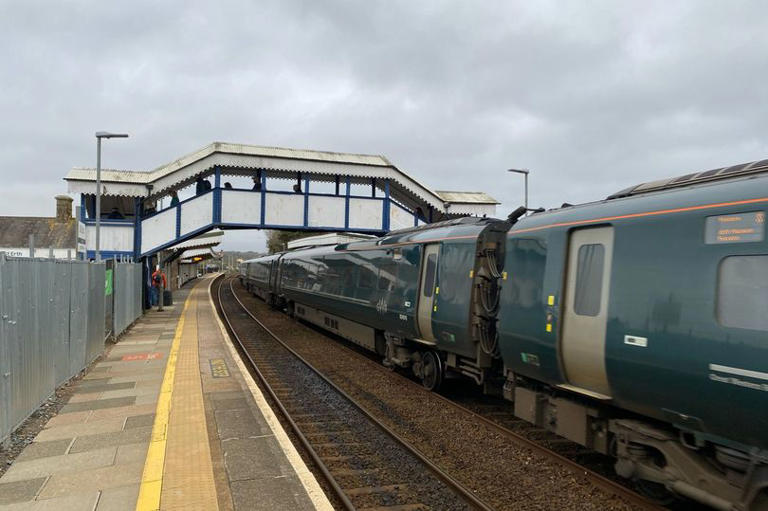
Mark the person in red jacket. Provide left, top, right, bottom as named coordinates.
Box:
left=150, top=266, right=166, bottom=307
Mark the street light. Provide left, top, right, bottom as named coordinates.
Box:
left=95, top=131, right=129, bottom=261
left=507, top=168, right=530, bottom=212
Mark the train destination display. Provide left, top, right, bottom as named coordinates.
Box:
left=705, top=211, right=765, bottom=244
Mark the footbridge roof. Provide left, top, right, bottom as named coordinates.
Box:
left=65, top=142, right=496, bottom=220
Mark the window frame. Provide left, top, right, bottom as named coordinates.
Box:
left=715, top=254, right=768, bottom=332
left=572, top=243, right=605, bottom=317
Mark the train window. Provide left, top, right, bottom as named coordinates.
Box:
left=717, top=255, right=768, bottom=331
left=423, top=254, right=437, bottom=298
left=378, top=262, right=397, bottom=290
left=359, top=267, right=375, bottom=289
left=573, top=243, right=604, bottom=317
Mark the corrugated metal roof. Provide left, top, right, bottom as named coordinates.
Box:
left=66, top=142, right=392, bottom=184
left=435, top=191, right=499, bottom=204
left=170, top=229, right=224, bottom=250
left=65, top=141, right=449, bottom=211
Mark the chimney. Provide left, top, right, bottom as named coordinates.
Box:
left=55, top=195, right=73, bottom=222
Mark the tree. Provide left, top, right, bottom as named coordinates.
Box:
left=266, top=230, right=312, bottom=253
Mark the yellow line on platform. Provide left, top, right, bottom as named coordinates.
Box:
left=135, top=297, right=190, bottom=511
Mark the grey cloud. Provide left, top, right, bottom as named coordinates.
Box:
left=1, top=0, right=767, bottom=251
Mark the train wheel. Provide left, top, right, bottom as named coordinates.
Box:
left=635, top=480, right=677, bottom=506
left=421, top=351, right=443, bottom=391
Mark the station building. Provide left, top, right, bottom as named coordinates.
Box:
left=0, top=195, right=79, bottom=259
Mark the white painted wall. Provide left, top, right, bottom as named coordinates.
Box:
left=448, top=204, right=497, bottom=216
left=308, top=196, right=345, bottom=228
left=85, top=224, right=134, bottom=252
left=348, top=198, right=383, bottom=230
left=389, top=203, right=415, bottom=230
left=180, top=194, right=213, bottom=236
left=0, top=247, right=77, bottom=259
left=141, top=208, right=176, bottom=254
left=264, top=193, right=304, bottom=226
left=221, top=190, right=261, bottom=224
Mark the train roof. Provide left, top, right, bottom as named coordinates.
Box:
left=272, top=216, right=506, bottom=259
left=512, top=166, right=768, bottom=235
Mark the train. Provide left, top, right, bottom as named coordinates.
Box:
left=240, top=160, right=768, bottom=510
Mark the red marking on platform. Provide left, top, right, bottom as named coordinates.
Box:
left=122, top=352, right=164, bottom=361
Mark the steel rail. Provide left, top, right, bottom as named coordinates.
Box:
left=216, top=276, right=494, bottom=511
left=228, top=277, right=662, bottom=511
left=215, top=276, right=355, bottom=511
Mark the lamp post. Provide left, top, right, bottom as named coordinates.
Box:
left=507, top=168, right=530, bottom=212
left=95, top=131, right=129, bottom=261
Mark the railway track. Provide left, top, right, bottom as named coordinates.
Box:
left=215, top=276, right=493, bottom=511
left=220, top=275, right=663, bottom=510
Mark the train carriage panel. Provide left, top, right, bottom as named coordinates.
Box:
left=430, top=238, right=479, bottom=358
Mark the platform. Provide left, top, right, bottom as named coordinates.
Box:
left=0, top=276, right=331, bottom=511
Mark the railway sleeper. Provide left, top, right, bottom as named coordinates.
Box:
left=346, top=484, right=410, bottom=496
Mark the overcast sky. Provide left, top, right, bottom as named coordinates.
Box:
left=2, top=0, right=767, bottom=251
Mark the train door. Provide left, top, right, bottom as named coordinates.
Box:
left=560, top=227, right=614, bottom=397
left=417, top=244, right=439, bottom=342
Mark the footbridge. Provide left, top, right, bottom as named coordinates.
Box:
left=65, top=142, right=499, bottom=259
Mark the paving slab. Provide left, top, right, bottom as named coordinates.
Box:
left=124, top=413, right=155, bottom=429
left=76, top=378, right=112, bottom=388
left=35, top=417, right=125, bottom=442
left=58, top=396, right=136, bottom=414
left=133, top=394, right=158, bottom=406
left=115, top=443, right=149, bottom=465
left=15, top=439, right=73, bottom=462
left=44, top=411, right=92, bottom=428
left=99, top=386, right=160, bottom=400
left=0, top=491, right=100, bottom=511
left=211, top=397, right=250, bottom=411
left=0, top=447, right=117, bottom=483
left=68, top=426, right=152, bottom=454
left=89, top=403, right=156, bottom=422
left=231, top=476, right=317, bottom=511
left=37, top=462, right=144, bottom=499
left=96, top=484, right=141, bottom=511
left=215, top=409, right=272, bottom=440
left=221, top=437, right=298, bottom=482
left=73, top=382, right=136, bottom=394
left=0, top=478, right=47, bottom=505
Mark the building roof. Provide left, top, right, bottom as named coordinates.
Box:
left=0, top=217, right=76, bottom=249
left=170, top=229, right=224, bottom=250
left=66, top=143, right=393, bottom=184
left=435, top=191, right=500, bottom=204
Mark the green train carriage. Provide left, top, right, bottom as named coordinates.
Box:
left=498, top=164, right=768, bottom=508
left=275, top=217, right=510, bottom=389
